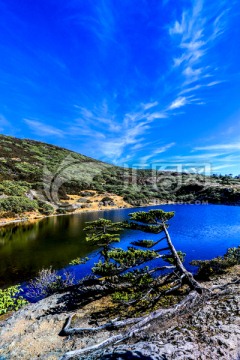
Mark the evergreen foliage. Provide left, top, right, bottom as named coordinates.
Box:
left=82, top=209, right=189, bottom=306
left=84, top=218, right=123, bottom=261
left=0, top=285, right=28, bottom=315
left=191, top=246, right=240, bottom=279
left=0, top=196, right=38, bottom=215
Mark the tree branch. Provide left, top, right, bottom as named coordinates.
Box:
left=60, top=291, right=202, bottom=360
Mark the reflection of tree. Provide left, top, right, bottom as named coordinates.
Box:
left=0, top=216, right=97, bottom=288
left=0, top=221, right=41, bottom=245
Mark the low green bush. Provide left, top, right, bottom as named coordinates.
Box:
left=0, top=285, right=28, bottom=315
left=191, top=246, right=240, bottom=279
left=0, top=180, right=30, bottom=196
left=38, top=202, right=55, bottom=215
left=101, top=196, right=113, bottom=203
left=0, top=196, right=38, bottom=214
left=69, top=256, right=89, bottom=265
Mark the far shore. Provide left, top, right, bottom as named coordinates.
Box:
left=1, top=198, right=235, bottom=230
left=0, top=200, right=178, bottom=229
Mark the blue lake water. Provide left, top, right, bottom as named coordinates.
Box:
left=0, top=204, right=240, bottom=292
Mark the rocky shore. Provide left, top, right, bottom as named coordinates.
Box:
left=0, top=266, right=239, bottom=360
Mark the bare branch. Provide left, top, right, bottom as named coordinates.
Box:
left=60, top=291, right=202, bottom=360
left=61, top=314, right=144, bottom=336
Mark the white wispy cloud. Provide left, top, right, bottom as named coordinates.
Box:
left=168, top=97, right=188, bottom=110
left=0, top=114, right=11, bottom=131
left=194, top=143, right=240, bottom=151
left=71, top=99, right=171, bottom=163
left=139, top=142, right=176, bottom=164
left=66, top=0, right=116, bottom=45
left=52, top=0, right=234, bottom=167
left=146, top=112, right=168, bottom=120
left=212, top=164, right=236, bottom=171
left=169, top=0, right=230, bottom=100
left=24, top=119, right=65, bottom=137
left=142, top=101, right=159, bottom=110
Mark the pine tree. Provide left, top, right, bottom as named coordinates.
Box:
left=61, top=209, right=205, bottom=360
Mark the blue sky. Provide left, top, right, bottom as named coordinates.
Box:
left=0, top=0, right=240, bottom=174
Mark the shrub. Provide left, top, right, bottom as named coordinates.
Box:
left=69, top=257, right=89, bottom=265
left=0, top=285, right=28, bottom=315
left=26, top=267, right=75, bottom=299
left=191, top=246, right=240, bottom=279
left=56, top=208, right=68, bottom=214
left=131, top=240, right=154, bottom=248
left=0, top=180, right=30, bottom=196
left=0, top=196, right=38, bottom=214
left=101, top=196, right=113, bottom=203
left=38, top=202, right=54, bottom=215
left=79, top=191, right=95, bottom=197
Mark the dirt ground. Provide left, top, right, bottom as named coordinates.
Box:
left=0, top=266, right=239, bottom=360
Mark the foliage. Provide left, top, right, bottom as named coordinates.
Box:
left=79, top=191, right=95, bottom=197
left=129, top=210, right=175, bottom=224
left=101, top=196, right=113, bottom=202
left=38, top=201, right=55, bottom=215
left=0, top=285, right=28, bottom=315
left=131, top=240, right=155, bottom=248
left=111, top=269, right=154, bottom=303
left=111, top=291, right=137, bottom=303
left=121, top=267, right=154, bottom=287
left=69, top=256, right=89, bottom=265
left=191, top=246, right=240, bottom=279
left=108, top=248, right=158, bottom=268
left=86, top=210, right=184, bottom=306
left=224, top=246, right=240, bottom=262
left=163, top=251, right=186, bottom=264
left=1, top=134, right=240, bottom=214
left=0, top=180, right=30, bottom=196
left=84, top=218, right=123, bottom=261
left=26, top=267, right=75, bottom=299
left=0, top=196, right=38, bottom=214
left=92, top=260, right=119, bottom=276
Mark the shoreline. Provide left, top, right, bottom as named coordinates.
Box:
left=0, top=199, right=175, bottom=229
left=0, top=199, right=238, bottom=229
left=0, top=204, right=133, bottom=229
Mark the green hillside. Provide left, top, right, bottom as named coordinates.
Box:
left=0, top=134, right=240, bottom=219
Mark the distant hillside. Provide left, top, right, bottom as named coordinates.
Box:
left=0, top=134, right=240, bottom=220
left=0, top=134, right=110, bottom=182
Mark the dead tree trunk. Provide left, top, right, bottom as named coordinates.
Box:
left=60, top=291, right=203, bottom=360
left=162, top=223, right=204, bottom=294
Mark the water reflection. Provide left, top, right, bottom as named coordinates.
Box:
left=0, top=215, right=99, bottom=288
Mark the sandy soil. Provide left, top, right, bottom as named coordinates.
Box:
left=0, top=191, right=133, bottom=228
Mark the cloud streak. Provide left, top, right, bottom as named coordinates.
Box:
left=168, top=0, right=231, bottom=105
left=194, top=143, right=240, bottom=151
left=24, top=119, right=65, bottom=137
left=139, top=143, right=176, bottom=164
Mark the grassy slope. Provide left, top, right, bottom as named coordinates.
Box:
left=0, top=134, right=240, bottom=220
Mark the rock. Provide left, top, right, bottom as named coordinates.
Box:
left=0, top=267, right=240, bottom=360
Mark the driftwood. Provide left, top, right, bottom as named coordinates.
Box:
left=60, top=291, right=203, bottom=360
